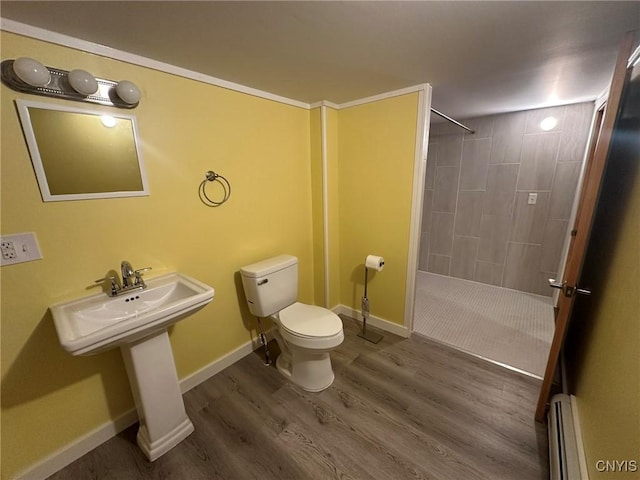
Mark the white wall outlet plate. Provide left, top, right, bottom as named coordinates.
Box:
left=527, top=193, right=538, bottom=205
left=0, top=232, right=43, bottom=266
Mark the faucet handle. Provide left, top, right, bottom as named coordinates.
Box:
left=133, top=267, right=152, bottom=286
left=95, top=276, right=121, bottom=296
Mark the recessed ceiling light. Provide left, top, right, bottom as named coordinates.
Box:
left=540, top=116, right=558, bottom=131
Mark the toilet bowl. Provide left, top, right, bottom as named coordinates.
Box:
left=271, top=302, right=344, bottom=391
left=240, top=255, right=344, bottom=392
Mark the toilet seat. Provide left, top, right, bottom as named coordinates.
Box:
left=279, top=302, right=342, bottom=338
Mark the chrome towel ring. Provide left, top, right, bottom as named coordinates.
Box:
left=199, top=170, right=231, bottom=207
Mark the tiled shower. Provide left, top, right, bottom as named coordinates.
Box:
left=419, top=102, right=594, bottom=296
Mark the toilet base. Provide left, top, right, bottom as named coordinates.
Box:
left=276, top=349, right=335, bottom=392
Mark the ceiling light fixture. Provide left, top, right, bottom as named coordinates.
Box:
left=1, top=58, right=140, bottom=109
left=540, top=116, right=558, bottom=131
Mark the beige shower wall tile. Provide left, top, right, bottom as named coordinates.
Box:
left=421, top=190, right=433, bottom=234
left=460, top=138, right=492, bottom=190
left=455, top=191, right=484, bottom=237
left=517, top=132, right=561, bottom=191
left=437, top=135, right=463, bottom=166
left=427, top=254, right=451, bottom=275
left=463, top=116, right=495, bottom=139
left=430, top=122, right=463, bottom=136
left=510, top=191, right=551, bottom=244
left=490, top=111, right=527, bottom=164
left=503, top=243, right=550, bottom=296
left=418, top=234, right=430, bottom=271
left=430, top=212, right=455, bottom=255
left=483, top=164, right=519, bottom=216
left=424, top=150, right=437, bottom=190
left=478, top=214, right=511, bottom=264
left=474, top=261, right=504, bottom=286
left=451, top=236, right=479, bottom=280
left=541, top=219, right=569, bottom=273
left=433, top=166, right=459, bottom=213
left=549, top=161, right=582, bottom=220
left=558, top=102, right=594, bottom=163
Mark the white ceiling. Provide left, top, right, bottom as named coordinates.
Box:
left=2, top=1, right=639, bottom=120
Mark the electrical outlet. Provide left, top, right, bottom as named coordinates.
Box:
left=527, top=193, right=538, bottom=205
left=1, top=241, right=18, bottom=260
left=0, top=232, right=43, bottom=266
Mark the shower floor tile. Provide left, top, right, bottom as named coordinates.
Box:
left=413, top=271, right=555, bottom=378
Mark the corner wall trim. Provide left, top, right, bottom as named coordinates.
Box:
left=320, top=105, right=331, bottom=309
left=14, top=333, right=268, bottom=480
left=403, top=85, right=432, bottom=333
left=338, top=84, right=429, bottom=110
left=333, top=304, right=410, bottom=338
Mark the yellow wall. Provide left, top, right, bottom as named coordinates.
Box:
left=1, top=32, right=314, bottom=478
left=337, top=94, right=419, bottom=324
left=569, top=122, right=640, bottom=478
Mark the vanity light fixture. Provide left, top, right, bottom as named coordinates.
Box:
left=1, top=58, right=141, bottom=109
left=115, top=80, right=141, bottom=105
left=540, top=116, right=558, bottom=131
left=68, top=69, right=98, bottom=96
left=12, top=57, right=51, bottom=87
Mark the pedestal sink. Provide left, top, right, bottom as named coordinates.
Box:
left=51, top=272, right=214, bottom=460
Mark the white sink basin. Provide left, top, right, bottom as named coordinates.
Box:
left=51, top=272, right=214, bottom=356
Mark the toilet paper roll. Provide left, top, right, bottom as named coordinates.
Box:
left=365, top=254, right=385, bottom=271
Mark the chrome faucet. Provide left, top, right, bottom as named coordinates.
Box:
left=95, top=261, right=152, bottom=297
left=121, top=261, right=136, bottom=288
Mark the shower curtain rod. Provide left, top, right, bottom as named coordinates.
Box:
left=431, top=108, right=475, bottom=134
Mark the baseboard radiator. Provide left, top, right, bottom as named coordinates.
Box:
left=548, top=394, right=582, bottom=480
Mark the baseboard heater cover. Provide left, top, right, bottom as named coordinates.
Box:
left=548, top=394, right=582, bottom=480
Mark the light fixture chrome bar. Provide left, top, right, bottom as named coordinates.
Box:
left=1, top=60, right=138, bottom=109
left=431, top=107, right=475, bottom=134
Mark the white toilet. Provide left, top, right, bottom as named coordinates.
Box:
left=240, top=255, right=344, bottom=392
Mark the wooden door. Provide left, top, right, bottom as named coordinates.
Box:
left=535, top=32, right=636, bottom=422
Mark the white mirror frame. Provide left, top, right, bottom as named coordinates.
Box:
left=15, top=99, right=149, bottom=202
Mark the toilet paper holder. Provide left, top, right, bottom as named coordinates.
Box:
left=358, top=255, right=384, bottom=344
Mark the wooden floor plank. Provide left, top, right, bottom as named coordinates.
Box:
left=47, top=317, right=548, bottom=480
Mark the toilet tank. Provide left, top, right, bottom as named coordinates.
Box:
left=240, top=255, right=298, bottom=317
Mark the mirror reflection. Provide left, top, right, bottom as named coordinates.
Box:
left=16, top=100, right=148, bottom=201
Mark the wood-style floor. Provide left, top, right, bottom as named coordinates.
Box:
left=48, top=317, right=549, bottom=480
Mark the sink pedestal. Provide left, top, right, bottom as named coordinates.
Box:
left=120, top=329, right=193, bottom=461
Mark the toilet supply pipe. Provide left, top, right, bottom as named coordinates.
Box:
left=256, top=317, right=271, bottom=365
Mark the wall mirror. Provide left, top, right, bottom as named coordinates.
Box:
left=16, top=99, right=149, bottom=201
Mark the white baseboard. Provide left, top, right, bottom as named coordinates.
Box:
left=180, top=331, right=270, bottom=393
left=570, top=395, right=590, bottom=480
left=15, top=333, right=270, bottom=480
left=333, top=304, right=410, bottom=338
left=15, top=409, right=139, bottom=480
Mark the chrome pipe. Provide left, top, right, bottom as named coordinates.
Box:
left=431, top=108, right=475, bottom=134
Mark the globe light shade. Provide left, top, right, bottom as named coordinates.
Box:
left=68, top=69, right=98, bottom=95
left=115, top=80, right=140, bottom=104
left=13, top=57, right=51, bottom=87
left=540, top=116, right=558, bottom=131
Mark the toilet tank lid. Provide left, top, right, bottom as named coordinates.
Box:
left=240, top=254, right=297, bottom=278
